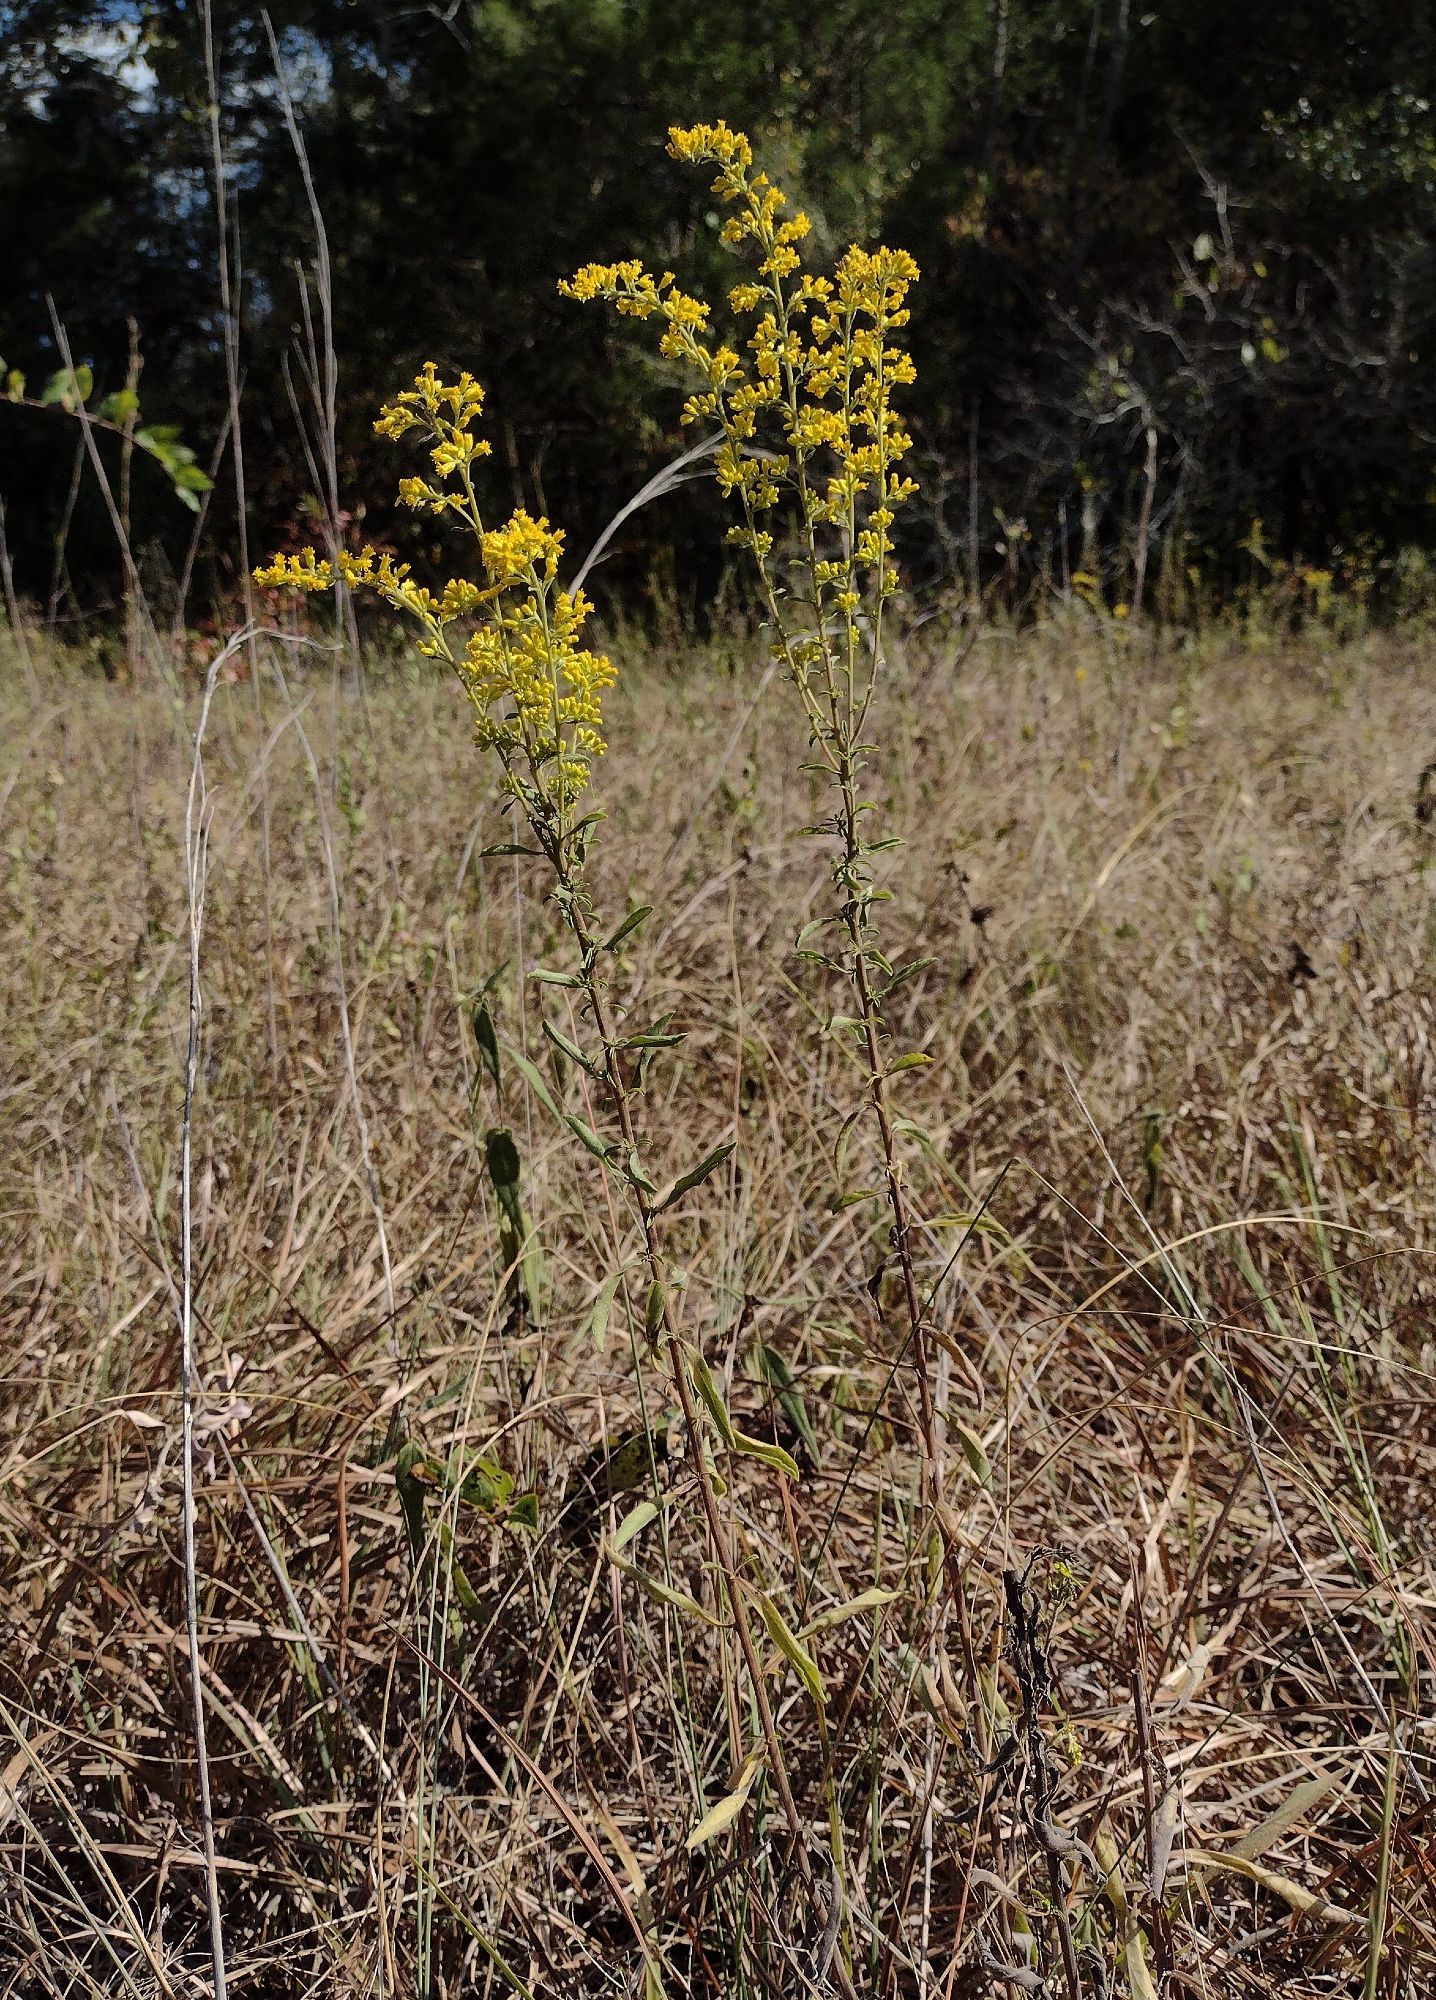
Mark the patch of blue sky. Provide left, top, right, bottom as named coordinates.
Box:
left=20, top=5, right=336, bottom=120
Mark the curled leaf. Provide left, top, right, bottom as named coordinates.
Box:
left=610, top=1552, right=725, bottom=1627
left=730, top=1429, right=800, bottom=1481
left=685, top=1746, right=765, bottom=1851
left=800, top=1585, right=901, bottom=1638
left=654, top=1140, right=735, bottom=1214
left=1173, top=1848, right=1354, bottom=1924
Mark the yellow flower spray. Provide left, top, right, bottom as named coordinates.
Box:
left=258, top=365, right=613, bottom=835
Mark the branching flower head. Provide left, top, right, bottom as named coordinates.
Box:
left=255, top=368, right=615, bottom=832
left=561, top=123, right=921, bottom=650
left=372, top=362, right=493, bottom=516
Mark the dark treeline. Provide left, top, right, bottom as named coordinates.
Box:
left=4, top=0, right=1436, bottom=627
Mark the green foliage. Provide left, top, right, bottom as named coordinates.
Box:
left=1, top=342, right=212, bottom=511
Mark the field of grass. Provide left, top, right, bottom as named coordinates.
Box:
left=2, top=619, right=1434, bottom=1997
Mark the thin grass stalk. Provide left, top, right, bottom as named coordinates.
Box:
left=265, top=654, right=400, bottom=1356
left=0, top=1730, right=167, bottom=1999
left=171, top=400, right=235, bottom=642
left=45, top=427, right=84, bottom=631
left=180, top=642, right=238, bottom=2000
left=262, top=12, right=361, bottom=692
left=117, top=318, right=142, bottom=676
left=1364, top=1712, right=1400, bottom=2000
left=201, top=0, right=277, bottom=1061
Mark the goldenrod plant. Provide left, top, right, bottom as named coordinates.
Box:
left=254, top=126, right=956, bottom=1991
left=256, top=354, right=862, bottom=1989
left=564, top=123, right=945, bottom=1513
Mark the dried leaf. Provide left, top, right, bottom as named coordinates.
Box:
left=685, top=1748, right=764, bottom=1851
left=1175, top=1848, right=1354, bottom=1924
left=1230, top=1770, right=1339, bottom=1863
left=800, top=1586, right=901, bottom=1638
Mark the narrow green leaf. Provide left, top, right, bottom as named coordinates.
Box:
left=757, top=1343, right=820, bottom=1457
left=588, top=1265, right=631, bottom=1351
left=952, top=1418, right=991, bottom=1484
left=393, top=1439, right=432, bottom=1560
left=626, top=1148, right=659, bottom=1194
left=564, top=1111, right=610, bottom=1160
left=472, top=1001, right=502, bottom=1092
left=611, top=1497, right=661, bottom=1552
left=926, top=1212, right=1010, bottom=1240
left=504, top=1042, right=563, bottom=1122
left=439, top=1521, right=483, bottom=1613
left=484, top=1125, right=544, bottom=1316
left=730, top=1429, right=800, bottom=1481
left=634, top=1013, right=675, bottom=1087
left=832, top=1103, right=865, bottom=1184
left=603, top=904, right=653, bottom=950
left=757, top=1593, right=824, bottom=1707
left=687, top=1346, right=738, bottom=1448
left=542, top=1017, right=600, bottom=1077
left=610, top=1553, right=724, bottom=1626
left=643, top=1279, right=667, bottom=1347
left=828, top=1186, right=879, bottom=1212
left=653, top=1140, right=736, bottom=1214
left=887, top=1052, right=932, bottom=1075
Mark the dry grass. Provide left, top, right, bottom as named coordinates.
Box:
left=2, top=617, right=1434, bottom=1997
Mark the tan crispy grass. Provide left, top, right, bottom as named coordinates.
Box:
left=1, top=619, right=1434, bottom=1996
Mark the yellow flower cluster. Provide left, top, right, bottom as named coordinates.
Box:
left=462, top=581, right=615, bottom=798
left=253, top=544, right=438, bottom=620
left=562, top=123, right=919, bottom=618
left=254, top=373, right=614, bottom=820
left=374, top=362, right=493, bottom=519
